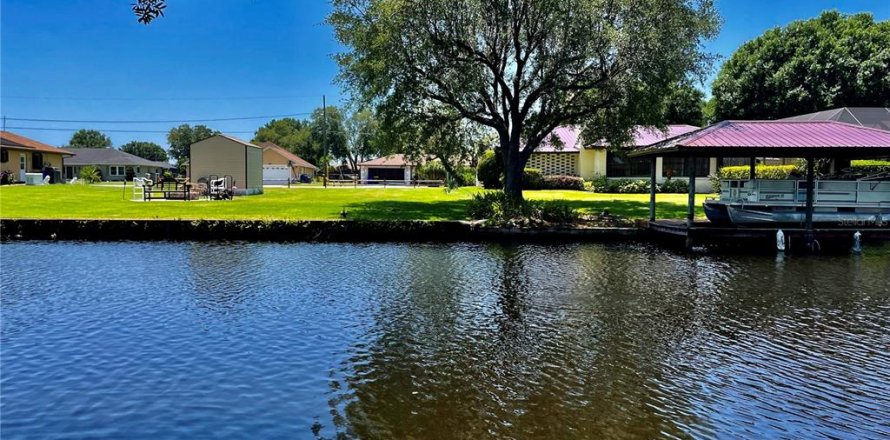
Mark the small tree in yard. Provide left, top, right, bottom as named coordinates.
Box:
left=330, top=0, right=719, bottom=200
left=78, top=166, right=101, bottom=183
left=342, top=108, right=384, bottom=173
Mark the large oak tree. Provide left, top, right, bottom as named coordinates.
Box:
left=329, top=0, right=719, bottom=199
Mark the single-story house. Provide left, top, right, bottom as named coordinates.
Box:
left=529, top=125, right=718, bottom=192
left=358, top=154, right=417, bottom=183
left=189, top=134, right=263, bottom=195
left=258, top=141, right=318, bottom=184
left=61, top=148, right=174, bottom=181
left=1, top=130, right=74, bottom=182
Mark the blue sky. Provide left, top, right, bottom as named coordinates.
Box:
left=1, top=0, right=888, bottom=150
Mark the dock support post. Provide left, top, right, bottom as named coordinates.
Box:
left=686, top=156, right=696, bottom=228
left=804, top=156, right=816, bottom=251
left=649, top=157, right=657, bottom=222
left=685, top=156, right=696, bottom=249
left=749, top=157, right=756, bottom=180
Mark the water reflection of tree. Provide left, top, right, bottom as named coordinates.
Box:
left=322, top=242, right=890, bottom=439
left=324, top=244, right=488, bottom=439
left=324, top=243, right=718, bottom=439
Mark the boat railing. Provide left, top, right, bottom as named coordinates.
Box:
left=718, top=179, right=890, bottom=205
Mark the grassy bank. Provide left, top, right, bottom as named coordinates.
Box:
left=0, top=184, right=709, bottom=220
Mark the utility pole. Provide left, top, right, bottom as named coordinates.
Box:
left=2, top=115, right=6, bottom=132
left=323, top=95, right=328, bottom=188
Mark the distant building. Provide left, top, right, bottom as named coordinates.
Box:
left=358, top=154, right=416, bottom=183
left=189, top=134, right=263, bottom=195
left=1, top=131, right=73, bottom=182
left=258, top=141, right=318, bottom=184
left=62, top=148, right=174, bottom=181
left=781, top=107, right=890, bottom=131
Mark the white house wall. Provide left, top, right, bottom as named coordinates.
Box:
left=528, top=153, right=717, bottom=193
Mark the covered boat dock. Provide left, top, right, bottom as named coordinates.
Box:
left=630, top=120, right=890, bottom=250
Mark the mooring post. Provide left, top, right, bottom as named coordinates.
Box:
left=686, top=156, right=696, bottom=229
left=649, top=156, right=657, bottom=222
left=804, top=156, right=816, bottom=251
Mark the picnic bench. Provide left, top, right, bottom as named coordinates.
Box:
left=135, top=176, right=196, bottom=201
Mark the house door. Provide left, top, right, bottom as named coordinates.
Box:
left=19, top=154, right=26, bottom=181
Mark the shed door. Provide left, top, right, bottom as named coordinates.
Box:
left=367, top=168, right=405, bottom=181
left=263, top=165, right=291, bottom=184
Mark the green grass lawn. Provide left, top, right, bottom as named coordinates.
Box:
left=0, top=184, right=710, bottom=221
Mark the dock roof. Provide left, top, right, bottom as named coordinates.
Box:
left=629, top=120, right=890, bottom=158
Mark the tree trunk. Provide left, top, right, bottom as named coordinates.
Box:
left=436, top=155, right=458, bottom=187
left=502, top=140, right=525, bottom=201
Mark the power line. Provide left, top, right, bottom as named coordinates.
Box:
left=5, top=126, right=255, bottom=134
left=2, top=95, right=330, bottom=102
left=5, top=113, right=312, bottom=124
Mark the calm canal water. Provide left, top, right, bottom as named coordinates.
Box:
left=1, top=241, right=889, bottom=439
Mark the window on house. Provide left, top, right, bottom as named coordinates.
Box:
left=1, top=149, right=8, bottom=163
left=606, top=152, right=651, bottom=177
left=662, top=157, right=709, bottom=178
left=109, top=166, right=125, bottom=176
left=31, top=153, right=43, bottom=170
left=718, top=157, right=751, bottom=168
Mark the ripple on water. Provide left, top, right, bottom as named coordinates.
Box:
left=1, top=241, right=889, bottom=439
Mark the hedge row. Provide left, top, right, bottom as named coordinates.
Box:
left=587, top=175, right=689, bottom=193
left=717, top=165, right=797, bottom=180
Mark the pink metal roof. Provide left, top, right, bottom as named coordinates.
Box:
left=535, top=127, right=584, bottom=152
left=535, top=125, right=699, bottom=152
left=677, top=121, right=890, bottom=148
left=631, top=125, right=700, bottom=147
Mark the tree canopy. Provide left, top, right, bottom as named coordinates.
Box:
left=68, top=129, right=112, bottom=148
left=663, top=83, right=706, bottom=126
left=342, top=108, right=384, bottom=172
left=167, top=124, right=218, bottom=164
left=120, top=141, right=168, bottom=162
left=253, top=118, right=313, bottom=159
left=712, top=11, right=890, bottom=120
left=309, top=106, right=347, bottom=168
left=330, top=0, right=719, bottom=199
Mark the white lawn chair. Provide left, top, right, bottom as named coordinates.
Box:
left=42, top=175, right=51, bottom=185
left=133, top=177, right=151, bottom=200
left=209, top=178, right=230, bottom=200
left=68, top=177, right=78, bottom=184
